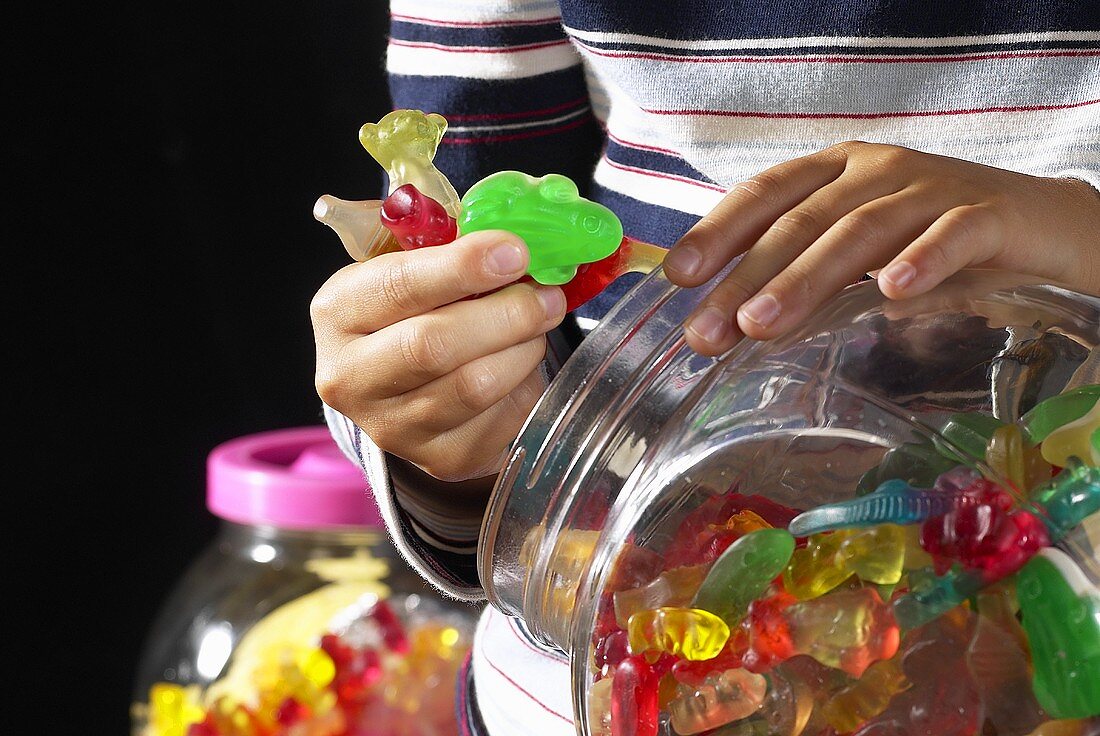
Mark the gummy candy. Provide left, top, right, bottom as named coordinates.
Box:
left=667, top=668, right=768, bottom=735
left=1029, top=459, right=1100, bottom=541
left=560, top=237, right=668, bottom=312
left=789, top=467, right=981, bottom=536
left=967, top=590, right=1047, bottom=736
left=458, top=171, right=624, bottom=285
left=920, top=478, right=1049, bottom=581
left=852, top=611, right=984, bottom=736
left=855, top=441, right=958, bottom=496
left=985, top=423, right=1051, bottom=493
left=783, top=525, right=905, bottom=600
left=740, top=591, right=799, bottom=673
left=312, top=195, right=399, bottom=262
left=1021, top=384, right=1100, bottom=445
left=611, top=655, right=661, bottom=736
left=1016, top=548, right=1100, bottom=719
left=821, top=654, right=909, bottom=733
left=615, top=565, right=709, bottom=628
left=358, top=109, right=461, bottom=217
left=937, top=412, right=1005, bottom=464
left=1041, top=400, right=1100, bottom=467
left=379, top=183, right=457, bottom=249
left=1026, top=719, right=1100, bottom=736
left=627, top=607, right=731, bottom=662
left=146, top=683, right=206, bottom=736
left=892, top=565, right=986, bottom=631
left=785, top=587, right=900, bottom=677
left=692, top=528, right=795, bottom=625
left=590, top=677, right=614, bottom=736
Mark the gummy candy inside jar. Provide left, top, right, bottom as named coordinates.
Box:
left=480, top=269, right=1100, bottom=736
left=131, top=428, right=475, bottom=736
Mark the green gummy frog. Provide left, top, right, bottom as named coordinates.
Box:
left=457, top=171, right=624, bottom=285
left=1016, top=547, right=1100, bottom=719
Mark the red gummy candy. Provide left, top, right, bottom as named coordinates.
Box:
left=740, top=591, right=798, bottom=674
left=920, top=479, right=1050, bottom=581
left=595, top=629, right=631, bottom=670
left=370, top=600, right=410, bottom=654
left=380, top=183, right=457, bottom=249
left=275, top=697, right=309, bottom=725
left=611, top=655, right=660, bottom=736
left=560, top=242, right=632, bottom=312
left=671, top=642, right=747, bottom=687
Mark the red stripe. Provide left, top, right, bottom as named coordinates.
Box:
left=391, top=12, right=561, bottom=28
left=445, top=96, right=589, bottom=122
left=443, top=116, right=591, bottom=144
left=603, top=157, right=728, bottom=192
left=389, top=38, right=569, bottom=54
left=574, top=39, right=1100, bottom=65
left=606, top=131, right=681, bottom=157
left=480, top=613, right=574, bottom=725
left=640, top=96, right=1100, bottom=120
left=506, top=617, right=569, bottom=664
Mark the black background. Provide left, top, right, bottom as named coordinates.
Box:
left=13, top=2, right=391, bottom=731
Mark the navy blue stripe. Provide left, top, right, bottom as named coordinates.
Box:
left=605, top=139, right=720, bottom=186
left=389, top=69, right=588, bottom=119
left=577, top=38, right=1100, bottom=57
left=560, top=0, right=1100, bottom=40
left=390, top=19, right=566, bottom=48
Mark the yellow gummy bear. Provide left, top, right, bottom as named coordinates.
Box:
left=986, top=424, right=1052, bottom=492
left=359, top=109, right=461, bottom=217
left=784, top=525, right=906, bottom=600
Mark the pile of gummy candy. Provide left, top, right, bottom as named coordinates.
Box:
left=314, top=109, right=667, bottom=309
left=136, top=597, right=471, bottom=736
left=579, top=385, right=1100, bottom=736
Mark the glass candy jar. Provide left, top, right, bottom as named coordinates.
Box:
left=481, top=269, right=1100, bottom=736
left=132, top=427, right=476, bottom=736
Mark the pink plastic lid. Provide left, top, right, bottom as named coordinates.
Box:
left=207, top=426, right=384, bottom=530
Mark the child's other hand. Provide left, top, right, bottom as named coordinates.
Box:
left=311, top=231, right=566, bottom=482
left=664, top=142, right=1100, bottom=356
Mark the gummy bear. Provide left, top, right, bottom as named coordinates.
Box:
left=1021, top=384, right=1100, bottom=445
left=740, top=591, right=799, bottom=674
left=590, top=677, right=614, bottom=736
left=667, top=668, right=768, bottom=735
left=627, top=607, right=731, bottom=662
left=789, top=467, right=981, bottom=537
left=1016, top=548, right=1100, bottom=719
left=853, top=610, right=983, bottom=736
left=458, top=171, right=624, bottom=285
left=1042, top=399, right=1100, bottom=467
left=147, top=683, right=206, bottom=736
left=692, top=528, right=795, bottom=625
left=783, top=525, right=905, bottom=600
left=312, top=195, right=399, bottom=262
left=821, top=655, right=909, bottom=733
left=1026, top=719, right=1100, bottom=736
left=611, top=655, right=661, bottom=736
left=615, top=566, right=709, bottom=629
left=785, top=587, right=900, bottom=677
left=358, top=109, right=461, bottom=217
left=379, top=183, right=457, bottom=249
left=985, top=423, right=1052, bottom=493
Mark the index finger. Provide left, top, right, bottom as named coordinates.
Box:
left=663, top=146, right=850, bottom=286
left=311, top=230, right=530, bottom=337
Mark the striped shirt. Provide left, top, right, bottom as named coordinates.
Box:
left=327, top=2, right=1100, bottom=733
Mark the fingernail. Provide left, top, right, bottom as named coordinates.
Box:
left=487, top=243, right=525, bottom=275
left=666, top=246, right=702, bottom=278
left=537, top=287, right=566, bottom=318
left=880, top=261, right=916, bottom=289
left=740, top=294, right=780, bottom=328
left=688, top=307, right=730, bottom=344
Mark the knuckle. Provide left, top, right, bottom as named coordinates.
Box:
left=943, top=205, right=994, bottom=244
left=453, top=363, right=499, bottom=415
left=834, top=208, right=884, bottom=244
left=736, top=172, right=782, bottom=207
left=377, top=260, right=421, bottom=314
left=399, top=323, right=450, bottom=376
left=714, top=273, right=759, bottom=305
left=832, top=140, right=869, bottom=156
left=772, top=206, right=829, bottom=242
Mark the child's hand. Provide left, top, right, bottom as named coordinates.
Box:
left=664, top=142, right=1100, bottom=356
left=311, top=231, right=566, bottom=482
